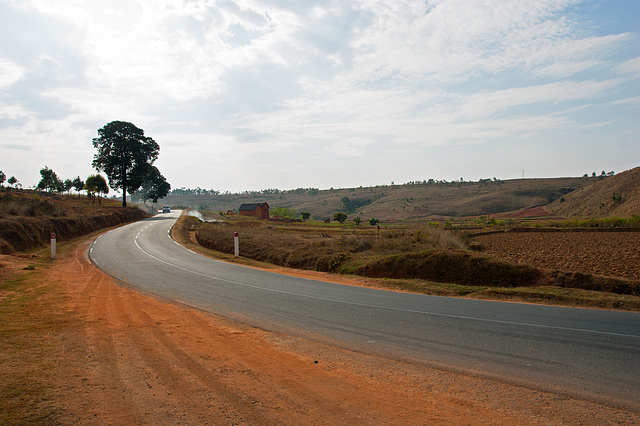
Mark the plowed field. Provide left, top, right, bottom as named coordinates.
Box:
left=473, top=231, right=640, bottom=281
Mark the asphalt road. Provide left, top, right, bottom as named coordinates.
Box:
left=89, top=211, right=640, bottom=410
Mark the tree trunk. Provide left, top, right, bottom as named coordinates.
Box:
left=122, top=166, right=127, bottom=207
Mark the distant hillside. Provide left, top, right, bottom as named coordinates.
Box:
left=546, top=167, right=640, bottom=217
left=158, top=176, right=595, bottom=221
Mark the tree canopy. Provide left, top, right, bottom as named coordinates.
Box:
left=85, top=174, right=109, bottom=202
left=72, top=176, right=85, bottom=195
left=37, top=166, right=63, bottom=192
left=333, top=212, right=347, bottom=223
left=92, top=121, right=160, bottom=207
left=139, top=166, right=171, bottom=204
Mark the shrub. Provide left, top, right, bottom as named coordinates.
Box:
left=355, top=250, right=541, bottom=287
left=333, top=212, right=347, bottom=223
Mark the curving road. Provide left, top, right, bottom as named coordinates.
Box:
left=89, top=211, right=640, bottom=410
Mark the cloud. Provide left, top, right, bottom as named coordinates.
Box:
left=615, top=56, right=640, bottom=77
left=458, top=79, right=621, bottom=120
left=0, top=0, right=638, bottom=190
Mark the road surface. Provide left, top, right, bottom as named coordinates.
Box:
left=89, top=211, right=640, bottom=410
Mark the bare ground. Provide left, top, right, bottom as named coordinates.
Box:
left=2, top=239, right=639, bottom=424
left=473, top=231, right=640, bottom=281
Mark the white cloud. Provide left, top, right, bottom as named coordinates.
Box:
left=615, top=56, right=640, bottom=77
left=0, top=0, right=638, bottom=190
left=0, top=58, right=24, bottom=87
left=458, top=80, right=621, bottom=119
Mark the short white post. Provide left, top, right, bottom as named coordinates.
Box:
left=50, top=233, right=56, bottom=259
left=234, top=232, right=239, bottom=257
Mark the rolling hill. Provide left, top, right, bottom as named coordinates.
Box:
left=546, top=167, right=640, bottom=217
left=157, top=174, right=613, bottom=221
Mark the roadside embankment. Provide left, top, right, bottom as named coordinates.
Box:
left=0, top=206, right=146, bottom=254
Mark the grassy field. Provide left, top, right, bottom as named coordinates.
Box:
left=176, top=213, right=640, bottom=311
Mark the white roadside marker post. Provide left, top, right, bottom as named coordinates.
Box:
left=50, top=233, right=56, bottom=259
left=234, top=232, right=239, bottom=257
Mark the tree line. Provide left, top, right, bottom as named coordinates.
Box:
left=1, top=121, right=171, bottom=208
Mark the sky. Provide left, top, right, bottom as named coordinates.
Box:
left=1, top=0, right=639, bottom=194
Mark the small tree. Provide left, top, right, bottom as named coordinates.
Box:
left=85, top=174, right=109, bottom=204
left=64, top=179, right=74, bottom=194
left=353, top=217, right=362, bottom=226
left=8, top=176, right=18, bottom=189
left=37, top=166, right=62, bottom=192
left=333, top=212, right=347, bottom=223
left=300, top=212, right=311, bottom=221
left=272, top=207, right=295, bottom=218
left=72, top=176, right=85, bottom=196
left=612, top=192, right=623, bottom=204
left=369, top=218, right=379, bottom=226
left=0, top=171, right=5, bottom=187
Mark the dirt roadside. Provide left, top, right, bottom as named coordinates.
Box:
left=2, top=238, right=639, bottom=424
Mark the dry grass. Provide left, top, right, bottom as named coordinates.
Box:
left=175, top=214, right=640, bottom=311
left=162, top=175, right=596, bottom=222
left=0, top=250, right=70, bottom=423
left=0, top=191, right=146, bottom=254
left=190, top=215, right=638, bottom=292
left=192, top=216, right=468, bottom=272
left=0, top=192, right=66, bottom=218
left=547, top=166, right=640, bottom=217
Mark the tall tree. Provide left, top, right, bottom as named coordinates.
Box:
left=0, top=171, right=5, bottom=187
left=92, top=121, right=159, bottom=207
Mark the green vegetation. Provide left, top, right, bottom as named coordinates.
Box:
left=138, top=166, right=171, bottom=204
left=612, top=192, right=623, bottom=204
left=520, top=216, right=640, bottom=229
left=36, top=166, right=63, bottom=193
left=85, top=174, right=109, bottom=201
left=272, top=206, right=296, bottom=218
left=333, top=212, right=347, bottom=223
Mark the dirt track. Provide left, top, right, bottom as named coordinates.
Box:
left=3, top=238, right=639, bottom=424
left=473, top=231, right=640, bottom=281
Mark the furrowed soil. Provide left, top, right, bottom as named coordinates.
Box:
left=2, top=237, right=639, bottom=424
left=472, top=230, right=640, bottom=281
